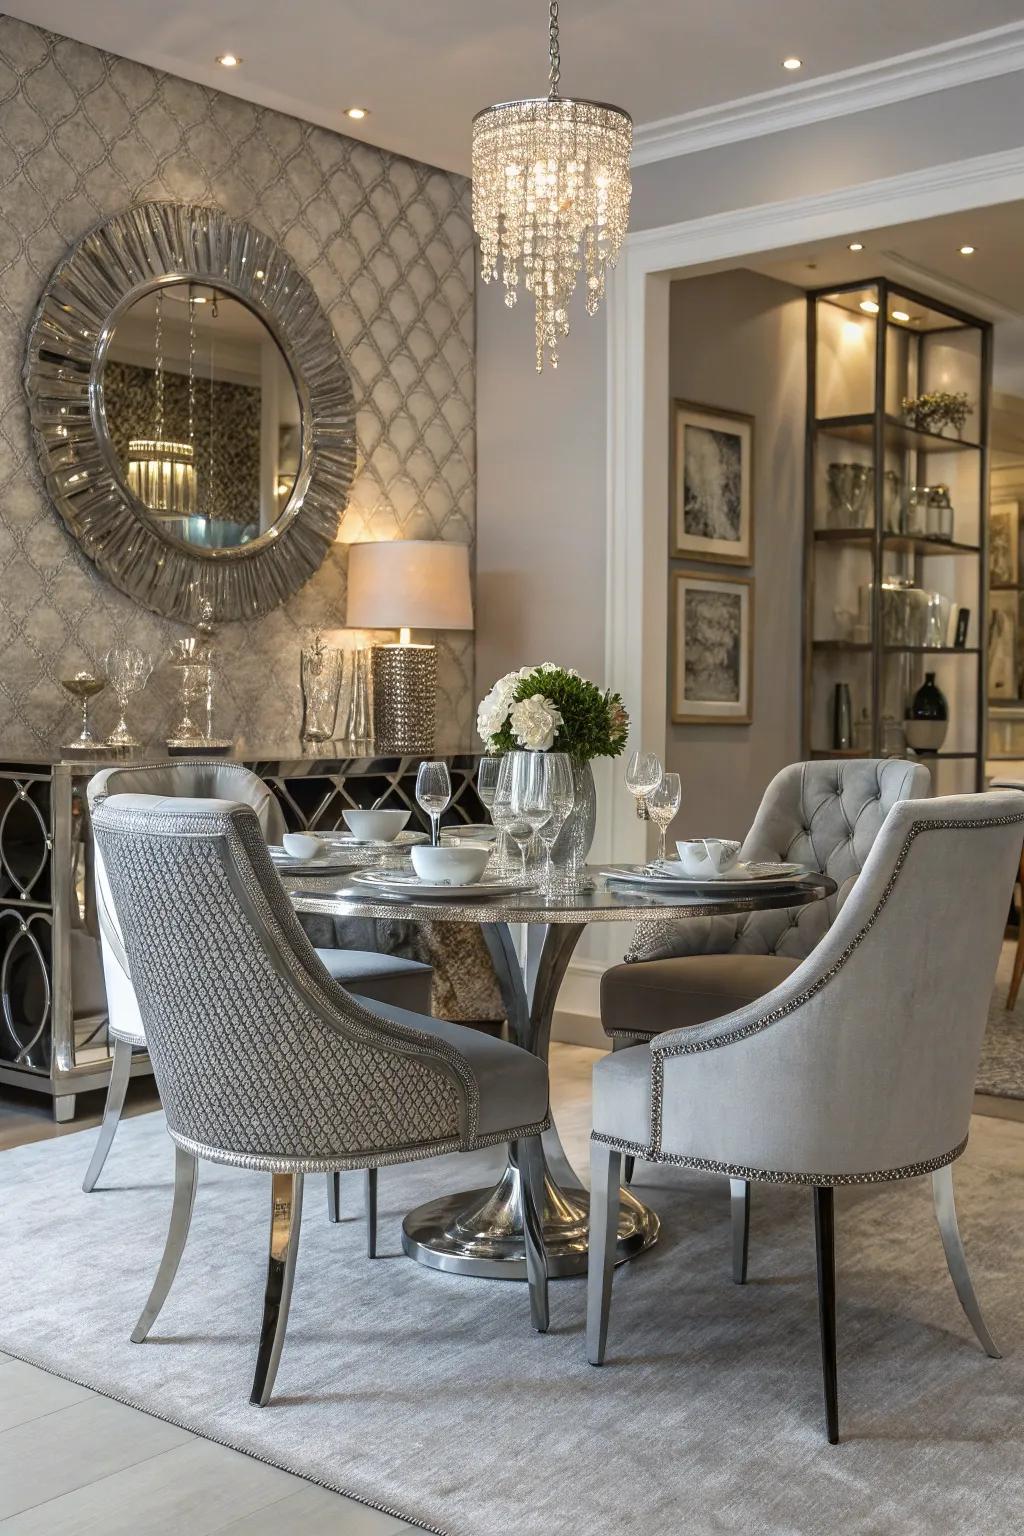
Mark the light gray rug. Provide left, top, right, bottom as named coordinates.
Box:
left=979, top=939, right=1024, bottom=1100
left=3, top=1112, right=1024, bottom=1536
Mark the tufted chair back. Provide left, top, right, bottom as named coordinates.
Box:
left=87, top=761, right=286, bottom=1046
left=630, top=758, right=930, bottom=962
left=92, top=796, right=477, bottom=1166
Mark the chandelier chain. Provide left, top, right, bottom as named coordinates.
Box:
left=548, top=1, right=560, bottom=97
left=153, top=288, right=164, bottom=441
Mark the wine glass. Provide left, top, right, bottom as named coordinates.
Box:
left=645, top=772, right=682, bottom=863
left=536, top=753, right=575, bottom=894
left=478, top=755, right=509, bottom=870
left=489, top=758, right=518, bottom=877
left=497, top=751, right=551, bottom=878
left=416, top=761, right=451, bottom=847
left=625, top=750, right=662, bottom=819
left=105, top=644, right=153, bottom=747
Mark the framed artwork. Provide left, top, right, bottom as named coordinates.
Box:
left=672, top=399, right=754, bottom=565
left=990, top=502, right=1020, bottom=587
left=672, top=571, right=753, bottom=724
left=988, top=590, right=1018, bottom=701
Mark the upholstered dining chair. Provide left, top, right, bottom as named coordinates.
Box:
left=82, top=762, right=433, bottom=1227
left=602, top=757, right=930, bottom=1277
left=587, top=789, right=1024, bottom=1443
left=988, top=778, right=1024, bottom=1008
left=92, top=795, right=550, bottom=1406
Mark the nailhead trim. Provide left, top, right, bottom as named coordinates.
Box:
left=590, top=1130, right=968, bottom=1187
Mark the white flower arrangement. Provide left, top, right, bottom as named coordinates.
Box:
left=476, top=663, right=629, bottom=761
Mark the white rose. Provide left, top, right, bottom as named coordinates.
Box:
left=476, top=684, right=511, bottom=744
left=509, top=693, right=563, bottom=752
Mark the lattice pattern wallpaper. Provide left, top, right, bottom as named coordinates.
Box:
left=0, top=17, right=476, bottom=754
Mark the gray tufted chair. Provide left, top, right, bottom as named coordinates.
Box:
left=93, top=795, right=550, bottom=1406
left=82, top=762, right=433, bottom=1229
left=587, top=790, right=1024, bottom=1442
left=602, top=758, right=930, bottom=1243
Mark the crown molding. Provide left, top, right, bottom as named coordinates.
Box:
left=632, top=23, right=1024, bottom=167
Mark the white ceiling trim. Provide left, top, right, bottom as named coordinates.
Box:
left=631, top=22, right=1024, bottom=167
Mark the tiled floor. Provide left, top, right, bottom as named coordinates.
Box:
left=0, top=1042, right=600, bottom=1534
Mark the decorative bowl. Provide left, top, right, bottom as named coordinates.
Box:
left=410, top=845, right=490, bottom=886
left=281, top=832, right=323, bottom=860
left=342, top=808, right=411, bottom=842
left=675, top=838, right=742, bottom=878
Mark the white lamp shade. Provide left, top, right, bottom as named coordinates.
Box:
left=346, top=540, right=473, bottom=631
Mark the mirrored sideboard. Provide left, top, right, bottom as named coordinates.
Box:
left=0, top=749, right=485, bottom=1121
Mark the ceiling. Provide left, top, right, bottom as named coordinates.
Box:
left=8, top=0, right=1024, bottom=173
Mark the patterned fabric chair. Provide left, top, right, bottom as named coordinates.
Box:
left=92, top=795, right=549, bottom=1405
left=82, top=762, right=433, bottom=1214
left=602, top=757, right=931, bottom=1265
left=587, top=790, right=1024, bottom=1442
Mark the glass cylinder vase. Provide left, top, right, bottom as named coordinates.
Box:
left=300, top=645, right=343, bottom=742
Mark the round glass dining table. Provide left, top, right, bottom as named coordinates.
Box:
left=288, top=867, right=835, bottom=1279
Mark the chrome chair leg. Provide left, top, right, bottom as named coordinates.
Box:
left=326, top=1171, right=340, bottom=1223
left=518, top=1136, right=549, bottom=1333
left=813, top=1185, right=839, bottom=1444
left=586, top=1141, right=621, bottom=1365
left=365, top=1167, right=378, bottom=1258
left=932, top=1165, right=1001, bottom=1359
left=251, top=1171, right=304, bottom=1407
left=622, top=1155, right=635, bottom=1185
left=131, top=1145, right=198, bottom=1343
left=83, top=1036, right=133, bottom=1193
left=730, top=1178, right=750, bottom=1284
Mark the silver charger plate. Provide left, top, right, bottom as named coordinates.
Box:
left=349, top=868, right=532, bottom=900
left=268, top=847, right=364, bottom=876
left=321, top=830, right=428, bottom=850
left=442, top=823, right=498, bottom=842
left=601, top=861, right=810, bottom=893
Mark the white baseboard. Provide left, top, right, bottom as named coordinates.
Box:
left=552, top=958, right=606, bottom=1048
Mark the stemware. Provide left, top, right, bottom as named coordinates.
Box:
left=645, top=771, right=682, bottom=863
left=104, top=644, right=153, bottom=747
left=60, top=672, right=107, bottom=751
left=536, top=753, right=575, bottom=893
left=625, top=750, right=662, bottom=819
left=478, top=755, right=511, bottom=874
left=416, top=760, right=451, bottom=847
left=497, top=751, right=551, bottom=878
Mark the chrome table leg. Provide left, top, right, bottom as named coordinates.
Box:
left=401, top=921, right=660, bottom=1279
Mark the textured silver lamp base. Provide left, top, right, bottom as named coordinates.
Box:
left=371, top=644, right=436, bottom=754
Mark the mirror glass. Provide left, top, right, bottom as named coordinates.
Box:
left=101, top=282, right=302, bottom=550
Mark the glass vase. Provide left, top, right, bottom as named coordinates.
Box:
left=300, top=644, right=343, bottom=742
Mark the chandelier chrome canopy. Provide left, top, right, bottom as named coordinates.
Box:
left=472, top=1, right=632, bottom=371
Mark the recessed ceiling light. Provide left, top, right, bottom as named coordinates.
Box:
left=216, top=53, right=241, bottom=67
left=848, top=241, right=864, bottom=252
left=891, top=310, right=910, bottom=323
left=782, top=57, right=803, bottom=70
left=345, top=106, right=370, bottom=120
left=860, top=299, right=880, bottom=315
left=959, top=244, right=975, bottom=255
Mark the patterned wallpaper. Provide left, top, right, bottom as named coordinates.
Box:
left=0, top=17, right=476, bottom=754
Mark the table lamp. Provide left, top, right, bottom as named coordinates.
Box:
left=346, top=540, right=474, bottom=752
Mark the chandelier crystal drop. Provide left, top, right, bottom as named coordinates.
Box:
left=472, top=1, right=632, bottom=371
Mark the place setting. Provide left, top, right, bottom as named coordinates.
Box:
left=268, top=807, right=427, bottom=875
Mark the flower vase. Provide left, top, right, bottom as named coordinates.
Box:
left=550, top=758, right=597, bottom=889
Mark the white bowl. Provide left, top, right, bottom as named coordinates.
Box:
left=342, top=808, right=410, bottom=842
left=282, top=832, right=323, bottom=860
left=410, top=844, right=490, bottom=886
left=675, top=838, right=742, bottom=878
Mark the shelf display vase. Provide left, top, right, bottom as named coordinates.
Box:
left=904, top=672, right=948, bottom=754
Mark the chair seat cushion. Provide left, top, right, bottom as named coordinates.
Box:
left=370, top=1001, right=549, bottom=1137
left=601, top=953, right=799, bottom=1041
left=592, top=1044, right=653, bottom=1147
left=317, top=949, right=432, bottom=1015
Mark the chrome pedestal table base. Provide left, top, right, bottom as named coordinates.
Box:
left=401, top=921, right=659, bottom=1278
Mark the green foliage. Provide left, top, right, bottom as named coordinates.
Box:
left=489, top=667, right=629, bottom=761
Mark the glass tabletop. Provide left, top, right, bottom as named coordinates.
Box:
left=286, top=866, right=837, bottom=925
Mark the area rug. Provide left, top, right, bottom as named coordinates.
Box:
left=979, top=939, right=1024, bottom=1100
left=3, top=1113, right=1024, bottom=1536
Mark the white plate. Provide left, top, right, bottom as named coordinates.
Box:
left=601, top=862, right=811, bottom=892
left=316, top=830, right=428, bottom=850
left=653, top=858, right=805, bottom=883
left=349, top=868, right=532, bottom=900
left=268, top=848, right=363, bottom=876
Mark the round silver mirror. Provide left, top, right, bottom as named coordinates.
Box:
left=24, top=203, right=355, bottom=623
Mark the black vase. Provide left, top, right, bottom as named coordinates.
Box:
left=905, top=672, right=948, bottom=754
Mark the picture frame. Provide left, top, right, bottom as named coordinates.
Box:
left=990, top=502, right=1020, bottom=587
left=672, top=570, right=753, bottom=724
left=988, top=590, right=1018, bottom=702
left=671, top=399, right=754, bottom=565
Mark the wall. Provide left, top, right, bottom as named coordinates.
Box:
left=0, top=17, right=475, bottom=753
left=666, top=269, right=805, bottom=837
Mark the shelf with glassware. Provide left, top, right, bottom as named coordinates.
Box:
left=803, top=278, right=991, bottom=791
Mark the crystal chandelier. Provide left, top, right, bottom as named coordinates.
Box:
left=127, top=287, right=197, bottom=517
left=472, top=1, right=632, bottom=371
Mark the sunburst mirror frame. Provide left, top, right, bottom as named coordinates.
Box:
left=24, top=202, right=356, bottom=623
